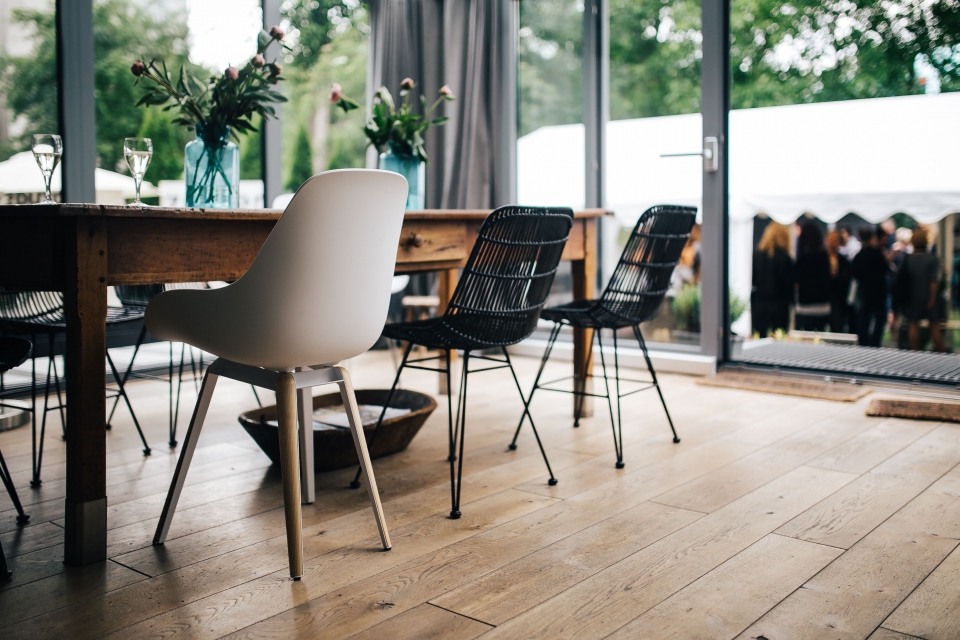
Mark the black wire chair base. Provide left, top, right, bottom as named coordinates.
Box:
left=511, top=322, right=680, bottom=468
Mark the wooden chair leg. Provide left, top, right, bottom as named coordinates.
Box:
left=154, top=371, right=218, bottom=545
left=335, top=365, right=391, bottom=551
left=275, top=373, right=304, bottom=579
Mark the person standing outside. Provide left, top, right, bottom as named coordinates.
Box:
left=794, top=221, right=831, bottom=331
left=825, top=230, right=852, bottom=333
left=898, top=227, right=944, bottom=351
left=751, top=222, right=794, bottom=337
left=851, top=226, right=890, bottom=347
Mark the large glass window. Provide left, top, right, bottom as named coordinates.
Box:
left=728, top=0, right=960, bottom=363
left=517, top=0, right=584, bottom=306
left=0, top=0, right=59, bottom=204
left=605, top=0, right=702, bottom=348
left=279, top=0, right=369, bottom=197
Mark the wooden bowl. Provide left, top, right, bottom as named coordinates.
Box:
left=238, top=388, right=437, bottom=472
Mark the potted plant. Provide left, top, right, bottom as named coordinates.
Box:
left=130, top=27, right=287, bottom=208
left=331, top=78, right=454, bottom=209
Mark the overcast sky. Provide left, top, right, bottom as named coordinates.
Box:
left=186, top=0, right=262, bottom=71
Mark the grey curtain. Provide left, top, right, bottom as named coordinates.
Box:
left=368, top=0, right=516, bottom=209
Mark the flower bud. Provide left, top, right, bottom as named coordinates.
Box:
left=329, top=82, right=343, bottom=103
left=130, top=60, right=146, bottom=76
left=251, top=54, right=265, bottom=68
left=225, top=66, right=239, bottom=81
left=270, top=25, right=285, bottom=40
left=439, top=84, right=453, bottom=98
left=270, top=62, right=283, bottom=77
left=400, top=77, right=414, bottom=90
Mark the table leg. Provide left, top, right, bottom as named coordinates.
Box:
left=571, top=218, right=597, bottom=419
left=63, top=218, right=109, bottom=565
left=437, top=268, right=458, bottom=395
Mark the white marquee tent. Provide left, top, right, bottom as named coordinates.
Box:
left=0, top=151, right=157, bottom=205
left=518, top=92, right=960, bottom=303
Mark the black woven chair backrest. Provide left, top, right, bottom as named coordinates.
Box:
left=0, top=290, right=64, bottom=323
left=442, top=206, right=574, bottom=348
left=115, top=285, right=164, bottom=307
left=597, top=205, right=697, bottom=325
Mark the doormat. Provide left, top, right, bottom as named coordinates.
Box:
left=866, top=397, right=960, bottom=423
left=697, top=371, right=872, bottom=402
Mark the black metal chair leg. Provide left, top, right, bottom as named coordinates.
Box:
left=510, top=322, right=561, bottom=450
left=633, top=325, right=679, bottom=443
left=444, top=348, right=456, bottom=464
left=612, top=330, right=625, bottom=468
left=32, top=351, right=55, bottom=486
left=502, top=348, right=557, bottom=485
left=450, top=351, right=470, bottom=519
left=0, top=537, right=9, bottom=579
left=107, top=325, right=147, bottom=430
left=49, top=347, right=65, bottom=440
left=106, top=350, right=151, bottom=455
left=0, top=448, right=28, bottom=524
left=349, top=341, right=414, bottom=489
left=596, top=329, right=623, bottom=467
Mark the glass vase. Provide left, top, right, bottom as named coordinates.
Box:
left=185, top=124, right=240, bottom=208
left=379, top=148, right=425, bottom=210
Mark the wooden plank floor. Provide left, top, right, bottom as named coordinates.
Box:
left=1, top=350, right=958, bottom=639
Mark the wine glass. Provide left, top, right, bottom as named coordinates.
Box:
left=32, top=134, right=62, bottom=204
left=123, top=137, right=153, bottom=206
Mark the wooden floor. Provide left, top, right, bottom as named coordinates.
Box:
left=1, top=350, right=959, bottom=639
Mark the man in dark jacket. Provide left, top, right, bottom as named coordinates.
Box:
left=851, top=227, right=890, bottom=347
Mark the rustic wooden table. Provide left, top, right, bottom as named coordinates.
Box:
left=0, top=204, right=606, bottom=565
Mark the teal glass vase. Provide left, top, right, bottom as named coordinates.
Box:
left=185, top=124, right=240, bottom=208
left=379, top=148, right=425, bottom=210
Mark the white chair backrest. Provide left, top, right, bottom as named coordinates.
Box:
left=210, top=169, right=407, bottom=368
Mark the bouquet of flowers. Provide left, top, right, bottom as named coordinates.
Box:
left=130, top=27, right=288, bottom=204
left=331, top=78, right=454, bottom=163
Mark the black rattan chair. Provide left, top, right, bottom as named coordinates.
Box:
left=0, top=290, right=151, bottom=486
left=350, top=206, right=574, bottom=519
left=510, top=205, right=697, bottom=468
left=0, top=336, right=32, bottom=578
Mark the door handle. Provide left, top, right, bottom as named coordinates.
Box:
left=660, top=136, right=719, bottom=173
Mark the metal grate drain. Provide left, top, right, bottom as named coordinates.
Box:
left=736, top=342, right=960, bottom=386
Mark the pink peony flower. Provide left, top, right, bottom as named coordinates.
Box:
left=251, top=54, right=265, bottom=68
left=400, top=77, right=414, bottom=90
left=130, top=60, right=145, bottom=76
left=270, top=25, right=285, bottom=40
left=225, top=66, right=239, bottom=80
left=270, top=62, right=283, bottom=76
left=329, top=83, right=343, bottom=103
left=439, top=84, right=453, bottom=97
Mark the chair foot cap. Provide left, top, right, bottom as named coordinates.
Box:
left=29, top=480, right=41, bottom=488
left=168, top=440, right=178, bottom=448
left=447, top=455, right=457, bottom=463
left=548, top=478, right=558, bottom=486
left=16, top=514, right=30, bottom=524
left=573, top=421, right=580, bottom=428
left=291, top=576, right=302, bottom=581
left=143, top=448, right=152, bottom=456
left=449, top=510, right=461, bottom=519
left=105, top=424, right=112, bottom=431
left=672, top=437, right=681, bottom=443
left=349, top=480, right=362, bottom=490
left=508, top=443, right=517, bottom=451
left=615, top=461, right=625, bottom=469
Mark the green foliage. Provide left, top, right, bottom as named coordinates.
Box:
left=281, top=0, right=368, bottom=68
left=137, top=107, right=188, bottom=180
left=286, top=125, right=314, bottom=191
left=671, top=284, right=748, bottom=332
left=519, top=0, right=960, bottom=135
left=239, top=122, right=262, bottom=180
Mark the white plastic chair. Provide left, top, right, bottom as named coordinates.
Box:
left=146, top=169, right=408, bottom=579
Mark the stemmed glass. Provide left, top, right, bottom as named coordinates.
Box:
left=123, top=137, right=153, bottom=206
left=32, top=134, right=62, bottom=204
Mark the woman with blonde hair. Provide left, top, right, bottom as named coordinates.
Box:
left=751, top=221, right=794, bottom=337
